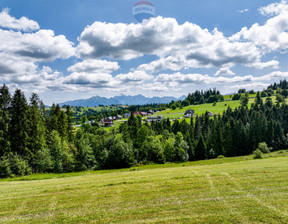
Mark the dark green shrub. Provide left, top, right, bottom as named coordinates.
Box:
left=8, top=154, right=31, bottom=176
left=0, top=157, right=12, bottom=178
left=253, top=149, right=263, bottom=159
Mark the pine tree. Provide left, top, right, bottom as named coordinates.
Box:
left=0, top=85, right=11, bottom=156
left=127, top=114, right=139, bottom=140
left=194, top=135, right=207, bottom=160
left=66, top=105, right=75, bottom=143
left=9, top=89, right=30, bottom=159
left=58, top=111, right=68, bottom=140
left=27, top=93, right=46, bottom=158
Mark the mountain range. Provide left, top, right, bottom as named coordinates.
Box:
left=59, top=94, right=186, bottom=107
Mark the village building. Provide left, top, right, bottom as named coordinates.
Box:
left=147, top=110, right=154, bottom=116
left=184, top=109, right=195, bottom=118
left=146, top=116, right=164, bottom=123
left=134, top=112, right=147, bottom=116
left=100, top=118, right=114, bottom=127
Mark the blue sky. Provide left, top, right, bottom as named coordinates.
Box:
left=0, top=0, right=287, bottom=105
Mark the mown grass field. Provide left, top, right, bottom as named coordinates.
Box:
left=1, top=151, right=288, bottom=223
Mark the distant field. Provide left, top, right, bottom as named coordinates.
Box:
left=1, top=151, right=288, bottom=223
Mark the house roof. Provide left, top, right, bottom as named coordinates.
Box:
left=103, top=118, right=113, bottom=124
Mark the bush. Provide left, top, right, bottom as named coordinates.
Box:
left=217, top=155, right=225, bottom=159
left=257, top=142, right=270, bottom=154
left=32, top=148, right=53, bottom=173
left=8, top=154, right=31, bottom=176
left=253, top=149, right=263, bottom=159
left=0, top=157, right=12, bottom=178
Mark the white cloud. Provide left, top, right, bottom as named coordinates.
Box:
left=259, top=0, right=288, bottom=16
left=155, top=71, right=288, bottom=87
left=230, top=1, right=288, bottom=53
left=248, top=60, right=279, bottom=69
left=76, top=17, right=262, bottom=71
left=214, top=67, right=235, bottom=76
left=68, top=59, right=119, bottom=73
left=0, top=9, right=76, bottom=93
left=156, top=72, right=210, bottom=85
left=115, top=71, right=153, bottom=84
left=0, top=29, right=75, bottom=62
left=0, top=8, right=39, bottom=31
left=137, top=56, right=185, bottom=72
left=64, top=72, right=114, bottom=87
left=238, top=9, right=249, bottom=13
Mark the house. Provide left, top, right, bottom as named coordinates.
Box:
left=140, top=112, right=147, bottom=116
left=147, top=110, right=154, bottom=116
left=133, top=112, right=140, bottom=116
left=208, top=111, right=213, bottom=117
left=184, top=109, right=195, bottom=118
left=134, top=112, right=147, bottom=116
left=100, top=118, right=114, bottom=127
left=124, top=113, right=130, bottom=118
left=116, top=115, right=122, bottom=120
left=146, top=116, right=164, bottom=123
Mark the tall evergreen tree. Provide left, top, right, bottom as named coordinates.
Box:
left=194, top=135, right=207, bottom=160
left=27, top=93, right=46, bottom=158
left=0, top=85, right=11, bottom=156
left=9, top=89, right=30, bottom=159
left=66, top=105, right=75, bottom=143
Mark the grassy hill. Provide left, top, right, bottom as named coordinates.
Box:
left=150, top=95, right=277, bottom=123
left=1, top=151, right=288, bottom=223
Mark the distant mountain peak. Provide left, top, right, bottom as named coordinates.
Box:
left=59, top=94, right=186, bottom=107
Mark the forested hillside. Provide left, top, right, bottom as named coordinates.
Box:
left=1, top=82, right=288, bottom=178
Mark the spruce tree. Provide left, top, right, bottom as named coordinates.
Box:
left=66, top=105, right=75, bottom=143
left=0, top=84, right=11, bottom=156
left=27, top=93, right=46, bottom=158
left=194, top=135, right=207, bottom=160
left=9, top=89, right=29, bottom=159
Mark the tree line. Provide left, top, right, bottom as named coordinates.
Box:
left=1, top=82, right=288, bottom=177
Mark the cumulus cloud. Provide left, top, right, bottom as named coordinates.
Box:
left=0, top=9, right=76, bottom=93
left=230, top=1, right=288, bottom=53
left=259, top=0, right=288, bottom=16
left=0, top=8, right=39, bottom=31
left=0, top=29, right=75, bottom=62
left=64, top=72, right=115, bottom=87
left=77, top=17, right=262, bottom=70
left=248, top=60, right=279, bottom=69
left=214, top=67, right=235, bottom=76
left=68, top=59, right=119, bottom=73
left=137, top=56, right=184, bottom=72
left=115, top=71, right=153, bottom=84
left=155, top=71, right=288, bottom=87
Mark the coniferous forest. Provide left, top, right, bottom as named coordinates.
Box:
left=1, top=82, right=288, bottom=178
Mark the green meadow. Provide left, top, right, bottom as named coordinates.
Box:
left=153, top=96, right=278, bottom=121
left=1, top=151, right=288, bottom=223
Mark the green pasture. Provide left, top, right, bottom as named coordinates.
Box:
left=1, top=150, right=288, bottom=223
